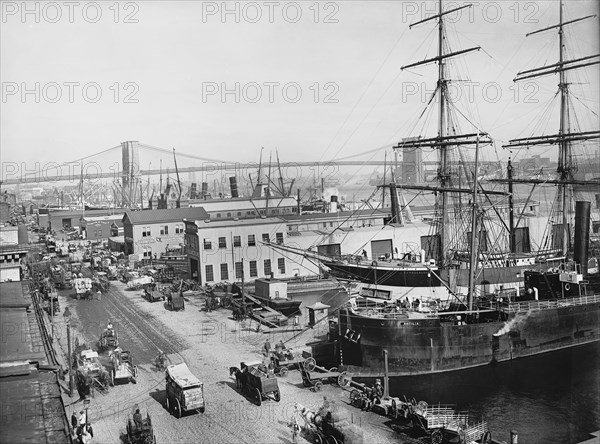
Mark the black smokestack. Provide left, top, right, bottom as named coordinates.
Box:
left=229, top=177, right=239, bottom=198
left=201, top=182, right=208, bottom=199
left=573, top=201, right=590, bottom=277
left=190, top=183, right=197, bottom=200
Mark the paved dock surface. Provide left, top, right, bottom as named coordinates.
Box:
left=50, top=274, right=400, bottom=443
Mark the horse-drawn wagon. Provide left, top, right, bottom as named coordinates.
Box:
left=268, top=345, right=305, bottom=377
left=98, top=325, right=119, bottom=351
left=165, top=363, right=205, bottom=418
left=125, top=411, right=156, bottom=444
left=142, top=283, right=165, bottom=303
left=295, top=400, right=364, bottom=444
left=73, top=348, right=111, bottom=397
left=300, top=358, right=343, bottom=391
left=73, top=277, right=93, bottom=300
left=109, top=348, right=138, bottom=385
left=230, top=361, right=281, bottom=406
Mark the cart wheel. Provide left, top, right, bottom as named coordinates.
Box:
left=133, top=366, right=138, bottom=378
left=431, top=430, right=443, bottom=444
left=166, top=397, right=171, bottom=413
left=328, top=437, right=339, bottom=444
left=314, top=434, right=324, bottom=444
left=314, top=381, right=323, bottom=391
left=255, top=388, right=262, bottom=406
left=278, top=367, right=289, bottom=377
left=328, top=367, right=338, bottom=373
left=110, top=370, right=115, bottom=386
left=303, top=357, right=316, bottom=372
left=175, top=399, right=182, bottom=418
left=274, top=390, right=281, bottom=402
left=337, top=371, right=351, bottom=387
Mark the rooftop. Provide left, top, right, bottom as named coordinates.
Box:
left=124, top=207, right=209, bottom=225
left=0, top=282, right=70, bottom=443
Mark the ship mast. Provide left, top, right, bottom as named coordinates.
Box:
left=395, top=1, right=492, bottom=266
left=437, top=0, right=449, bottom=264
left=557, top=0, right=569, bottom=255
left=502, top=1, right=600, bottom=255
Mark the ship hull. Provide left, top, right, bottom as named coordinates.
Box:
left=337, top=300, right=600, bottom=376
left=323, top=260, right=555, bottom=296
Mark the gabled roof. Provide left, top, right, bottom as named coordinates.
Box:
left=123, top=207, right=209, bottom=225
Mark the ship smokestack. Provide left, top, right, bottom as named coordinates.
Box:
left=190, top=183, right=197, bottom=200
left=329, top=195, right=338, bottom=213
left=573, top=201, right=591, bottom=277
left=229, top=177, right=239, bottom=198
left=201, top=182, right=208, bottom=199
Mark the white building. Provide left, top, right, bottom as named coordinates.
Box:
left=123, top=207, right=209, bottom=259
left=184, top=209, right=430, bottom=285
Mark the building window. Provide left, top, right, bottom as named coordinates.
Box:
left=237, top=212, right=242, bottom=217
left=205, top=265, right=214, bottom=282
left=235, top=262, right=243, bottom=279
left=262, top=233, right=270, bottom=244
left=160, top=225, right=169, bottom=235
left=249, top=260, right=257, bottom=277
left=248, top=235, right=256, bottom=246
left=175, top=224, right=184, bottom=234
left=233, top=236, right=241, bottom=247
left=143, top=248, right=152, bottom=258
left=220, top=263, right=229, bottom=280
left=275, top=232, right=284, bottom=244
left=227, top=212, right=232, bottom=218
left=216, top=213, right=222, bottom=218
left=203, top=239, right=212, bottom=250
left=278, top=258, right=285, bottom=274
left=264, top=259, right=272, bottom=276
left=218, top=237, right=227, bottom=249
left=142, top=226, right=151, bottom=237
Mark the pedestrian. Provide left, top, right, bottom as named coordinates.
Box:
left=96, top=290, right=102, bottom=301
left=290, top=417, right=300, bottom=444
left=133, top=409, right=143, bottom=430
left=78, top=410, right=86, bottom=435
left=80, top=424, right=92, bottom=444
left=262, top=339, right=271, bottom=357
left=71, top=412, right=78, bottom=437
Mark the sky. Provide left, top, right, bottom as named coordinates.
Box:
left=1, top=0, right=599, bottom=182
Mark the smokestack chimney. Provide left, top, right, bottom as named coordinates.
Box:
left=229, top=177, right=239, bottom=198
left=190, top=183, right=197, bottom=200
left=329, top=195, right=338, bottom=213
left=201, top=182, right=208, bottom=199
left=574, top=201, right=591, bottom=277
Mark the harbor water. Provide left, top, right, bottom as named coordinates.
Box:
left=295, top=289, right=600, bottom=444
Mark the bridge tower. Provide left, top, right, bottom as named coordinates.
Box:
left=121, top=141, right=140, bottom=207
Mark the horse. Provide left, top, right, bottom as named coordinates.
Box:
left=229, top=366, right=245, bottom=390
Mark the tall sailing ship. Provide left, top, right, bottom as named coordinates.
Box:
left=310, top=0, right=600, bottom=376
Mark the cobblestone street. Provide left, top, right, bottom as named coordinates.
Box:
left=50, top=277, right=398, bottom=444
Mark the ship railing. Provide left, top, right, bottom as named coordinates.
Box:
left=423, top=411, right=470, bottom=430
left=464, top=421, right=488, bottom=442
left=489, top=294, right=600, bottom=313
